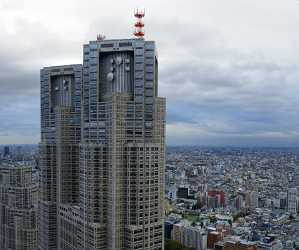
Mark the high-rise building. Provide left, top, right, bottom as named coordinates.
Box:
left=207, top=190, right=225, bottom=208
left=39, top=64, right=82, bottom=250
left=278, top=192, right=287, bottom=210
left=3, top=146, right=10, bottom=158
left=287, top=187, right=297, bottom=214
left=245, top=191, right=259, bottom=210
left=171, top=222, right=207, bottom=250
left=39, top=30, right=165, bottom=250
left=235, top=195, right=244, bottom=211
left=0, top=163, right=38, bottom=250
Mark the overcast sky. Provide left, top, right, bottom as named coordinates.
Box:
left=1, top=0, right=299, bottom=146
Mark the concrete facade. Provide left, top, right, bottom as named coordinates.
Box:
left=0, top=163, right=38, bottom=250
left=39, top=64, right=82, bottom=250
left=39, top=38, right=165, bottom=250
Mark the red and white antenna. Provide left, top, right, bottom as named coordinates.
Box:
left=134, top=9, right=145, bottom=38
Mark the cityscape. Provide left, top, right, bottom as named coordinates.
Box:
left=0, top=145, right=298, bottom=249
left=1, top=1, right=299, bottom=250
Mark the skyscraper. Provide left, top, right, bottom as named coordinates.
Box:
left=287, top=187, right=297, bottom=214
left=3, top=146, right=10, bottom=158
left=0, top=163, right=38, bottom=250
left=39, top=64, right=82, bottom=250
left=39, top=30, right=165, bottom=250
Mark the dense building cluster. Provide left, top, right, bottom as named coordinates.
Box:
left=0, top=26, right=299, bottom=250
left=165, top=147, right=299, bottom=250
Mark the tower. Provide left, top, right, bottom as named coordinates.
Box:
left=78, top=37, right=165, bottom=250
left=3, top=146, right=10, bottom=158
left=288, top=187, right=297, bottom=214
left=39, top=65, right=82, bottom=250
left=39, top=12, right=165, bottom=250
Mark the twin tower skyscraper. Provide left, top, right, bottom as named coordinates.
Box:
left=39, top=36, right=165, bottom=250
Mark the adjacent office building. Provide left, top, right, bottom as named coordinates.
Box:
left=0, top=163, right=38, bottom=250
left=39, top=64, right=82, bottom=250
left=39, top=36, right=165, bottom=250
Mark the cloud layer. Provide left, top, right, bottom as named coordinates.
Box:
left=1, top=0, right=299, bottom=146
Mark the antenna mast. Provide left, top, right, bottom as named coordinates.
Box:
left=97, top=34, right=106, bottom=41
left=134, top=9, right=145, bottom=38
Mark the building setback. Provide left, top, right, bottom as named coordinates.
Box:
left=39, top=36, right=165, bottom=250
left=0, top=163, right=38, bottom=250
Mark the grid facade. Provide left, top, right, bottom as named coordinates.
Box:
left=40, top=38, right=165, bottom=250
left=0, top=164, right=38, bottom=250
left=39, top=65, right=82, bottom=250
left=79, top=39, right=165, bottom=250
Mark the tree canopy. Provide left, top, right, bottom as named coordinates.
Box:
left=165, top=239, right=196, bottom=250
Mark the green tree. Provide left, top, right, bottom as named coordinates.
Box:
left=165, top=239, right=196, bottom=250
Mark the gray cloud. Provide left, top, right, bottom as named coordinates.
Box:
left=1, top=0, right=299, bottom=145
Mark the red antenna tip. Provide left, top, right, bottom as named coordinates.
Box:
left=134, top=9, right=145, bottom=38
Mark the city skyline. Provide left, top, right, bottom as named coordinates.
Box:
left=2, top=0, right=299, bottom=146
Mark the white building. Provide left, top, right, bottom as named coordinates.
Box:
left=250, top=191, right=259, bottom=209
left=172, top=221, right=207, bottom=250
left=167, top=185, right=177, bottom=201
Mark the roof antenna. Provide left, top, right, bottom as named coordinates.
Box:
left=134, top=9, right=145, bottom=38
left=97, top=34, right=106, bottom=41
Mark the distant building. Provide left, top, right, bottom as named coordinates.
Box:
left=287, top=188, right=297, bottom=214
left=235, top=195, right=244, bottom=211
left=0, top=163, right=38, bottom=250
left=177, top=187, right=189, bottom=199
left=167, top=185, right=177, bottom=201
left=223, top=238, right=257, bottom=250
left=171, top=222, right=207, bottom=250
left=165, top=220, right=175, bottom=239
left=215, top=241, right=224, bottom=250
left=278, top=192, right=287, bottom=210
left=3, top=146, right=9, bottom=158
left=208, top=190, right=225, bottom=208
left=245, top=191, right=259, bottom=209
left=257, top=236, right=283, bottom=250
left=207, top=230, right=223, bottom=249
left=196, top=192, right=207, bottom=209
